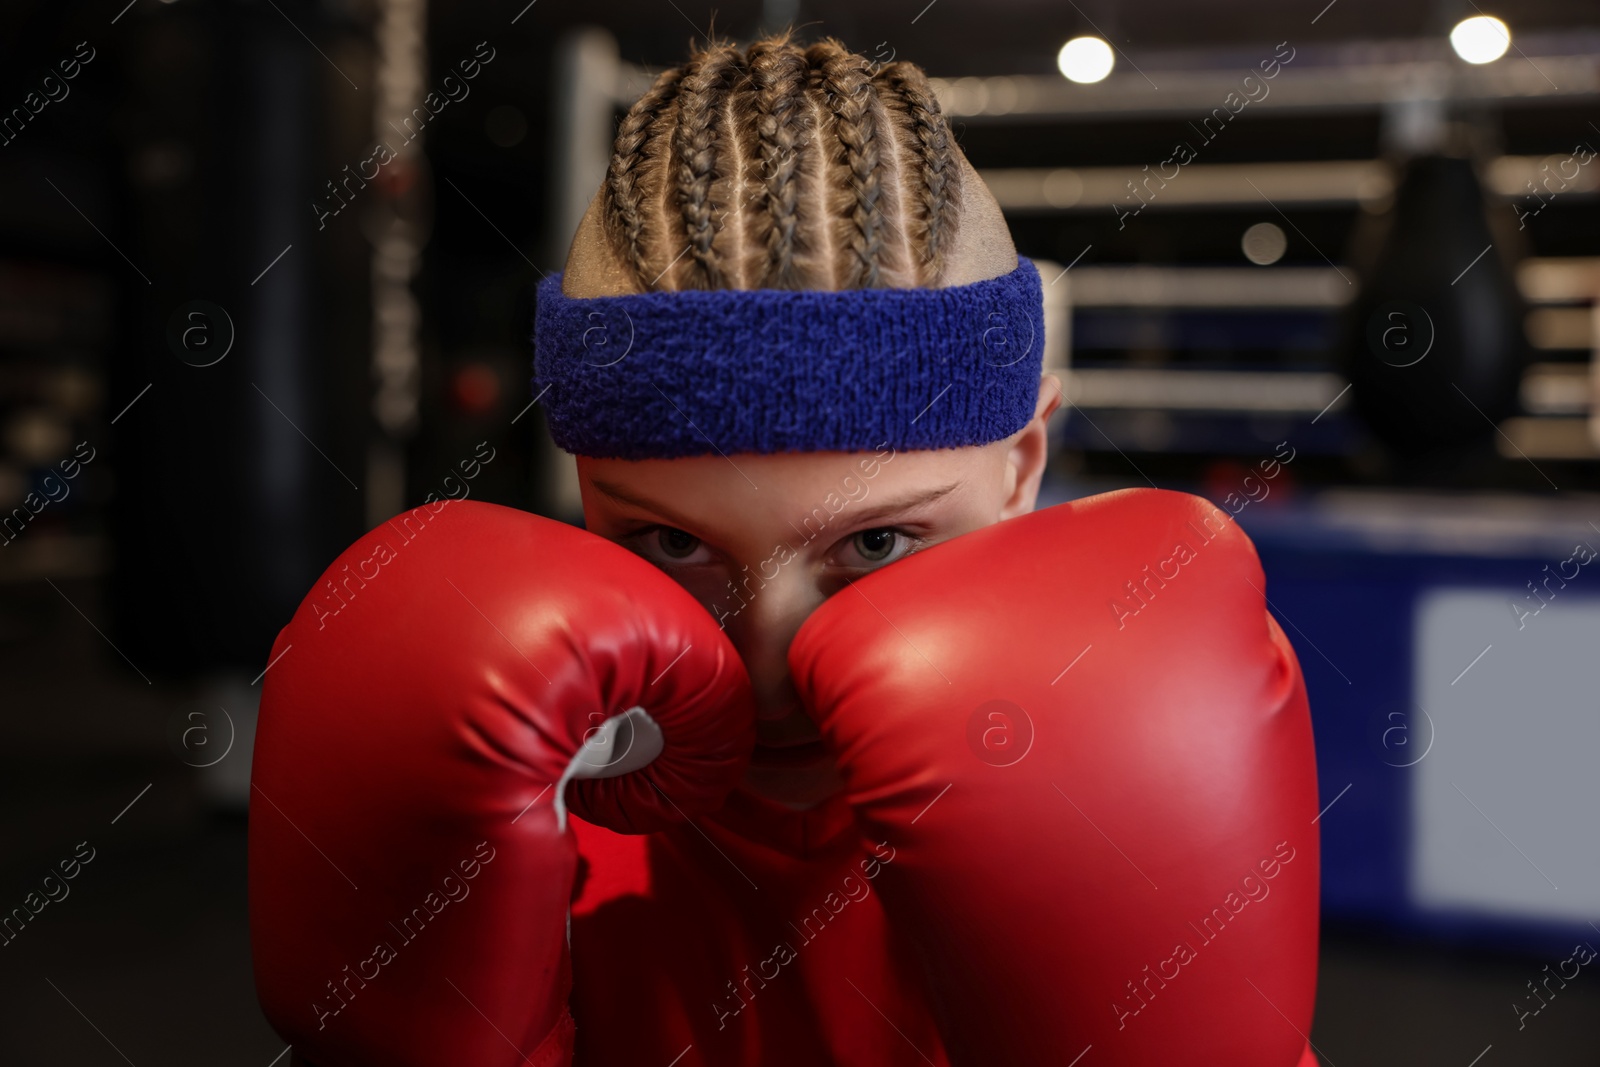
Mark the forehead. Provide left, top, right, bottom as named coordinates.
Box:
left=577, top=446, right=1003, bottom=537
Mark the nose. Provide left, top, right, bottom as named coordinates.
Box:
left=742, top=626, right=802, bottom=723
left=721, top=574, right=824, bottom=729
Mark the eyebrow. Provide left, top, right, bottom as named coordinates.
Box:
left=829, top=482, right=962, bottom=529
left=590, top=479, right=709, bottom=533
left=589, top=478, right=964, bottom=533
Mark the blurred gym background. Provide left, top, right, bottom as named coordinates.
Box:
left=2, top=0, right=1597, bottom=1062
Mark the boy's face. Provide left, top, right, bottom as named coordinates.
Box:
left=563, top=155, right=1044, bottom=809
left=576, top=383, right=1058, bottom=809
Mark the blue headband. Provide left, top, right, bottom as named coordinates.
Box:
left=531, top=257, right=1044, bottom=459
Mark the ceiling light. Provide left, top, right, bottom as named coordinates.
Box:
left=1058, top=37, right=1115, bottom=85
left=1242, top=222, right=1288, bottom=266
left=1450, top=15, right=1511, bottom=64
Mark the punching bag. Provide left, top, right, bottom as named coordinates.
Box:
left=109, top=0, right=362, bottom=678
left=1341, top=154, right=1526, bottom=460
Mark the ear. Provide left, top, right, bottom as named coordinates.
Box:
left=998, top=374, right=1063, bottom=520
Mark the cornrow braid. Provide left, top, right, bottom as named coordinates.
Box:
left=593, top=33, right=969, bottom=293
left=746, top=34, right=813, bottom=289
left=806, top=39, right=889, bottom=289
left=669, top=44, right=743, bottom=290
left=603, top=67, right=684, bottom=289
left=873, top=61, right=963, bottom=286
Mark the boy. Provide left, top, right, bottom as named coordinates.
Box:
left=251, top=33, right=1320, bottom=1067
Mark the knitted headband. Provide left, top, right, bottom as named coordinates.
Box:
left=531, top=257, right=1045, bottom=459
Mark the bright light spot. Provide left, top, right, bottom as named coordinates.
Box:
left=1057, top=37, right=1115, bottom=84
left=1450, top=15, right=1511, bottom=64
left=1242, top=222, right=1287, bottom=266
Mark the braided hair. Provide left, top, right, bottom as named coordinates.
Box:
left=600, top=31, right=964, bottom=291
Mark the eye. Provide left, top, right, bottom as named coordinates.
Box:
left=655, top=527, right=704, bottom=561
left=836, top=527, right=917, bottom=569
left=854, top=528, right=897, bottom=562
left=618, top=524, right=717, bottom=569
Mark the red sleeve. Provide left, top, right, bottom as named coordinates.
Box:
left=569, top=814, right=653, bottom=916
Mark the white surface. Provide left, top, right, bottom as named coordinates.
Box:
left=554, top=705, right=664, bottom=831
left=1411, top=586, right=1600, bottom=922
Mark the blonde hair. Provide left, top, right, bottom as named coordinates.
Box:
left=598, top=32, right=965, bottom=292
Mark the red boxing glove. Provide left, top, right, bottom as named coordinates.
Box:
left=249, top=500, right=752, bottom=1067
left=789, top=489, right=1320, bottom=1066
